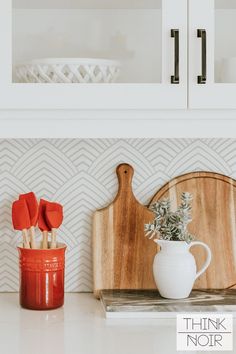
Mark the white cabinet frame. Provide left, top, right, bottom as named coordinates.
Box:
left=189, top=0, right=236, bottom=109
left=0, top=0, right=187, bottom=110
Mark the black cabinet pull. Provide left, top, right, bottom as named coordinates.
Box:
left=197, top=29, right=207, bottom=84
left=171, top=29, right=179, bottom=84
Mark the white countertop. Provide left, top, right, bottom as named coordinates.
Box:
left=0, top=293, right=234, bottom=354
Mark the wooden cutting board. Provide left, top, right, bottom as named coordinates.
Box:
left=93, top=163, right=157, bottom=298
left=150, top=172, right=236, bottom=290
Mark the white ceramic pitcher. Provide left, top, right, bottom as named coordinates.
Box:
left=153, top=240, right=212, bottom=299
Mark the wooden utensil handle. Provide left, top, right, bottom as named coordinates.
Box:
left=50, top=229, right=57, bottom=249
left=29, top=226, right=36, bottom=249
left=22, top=229, right=30, bottom=249
left=42, top=231, right=48, bottom=249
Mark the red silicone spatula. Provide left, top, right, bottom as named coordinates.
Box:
left=38, top=199, right=51, bottom=249
left=45, top=202, right=63, bottom=249
left=12, top=199, right=31, bottom=248
left=19, top=192, right=38, bottom=249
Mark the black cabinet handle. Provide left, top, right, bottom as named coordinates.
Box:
left=197, top=29, right=207, bottom=84
left=171, top=29, right=179, bottom=84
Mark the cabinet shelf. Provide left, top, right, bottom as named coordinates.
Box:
left=13, top=0, right=162, bottom=10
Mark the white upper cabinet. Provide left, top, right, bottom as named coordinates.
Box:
left=0, top=0, right=187, bottom=109
left=2, top=0, right=235, bottom=110
left=189, top=0, right=236, bottom=109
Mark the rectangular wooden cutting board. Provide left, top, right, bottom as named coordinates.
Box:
left=92, top=164, right=157, bottom=298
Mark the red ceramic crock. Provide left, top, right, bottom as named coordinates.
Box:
left=18, top=243, right=66, bottom=310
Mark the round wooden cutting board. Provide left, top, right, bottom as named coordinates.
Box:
left=149, top=172, right=236, bottom=290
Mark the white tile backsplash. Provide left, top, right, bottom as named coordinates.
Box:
left=0, top=138, right=235, bottom=292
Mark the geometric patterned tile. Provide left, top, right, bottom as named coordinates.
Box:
left=0, top=138, right=235, bottom=291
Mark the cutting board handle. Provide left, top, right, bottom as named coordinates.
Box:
left=116, top=163, right=134, bottom=193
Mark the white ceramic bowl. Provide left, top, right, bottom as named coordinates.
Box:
left=15, top=58, right=121, bottom=83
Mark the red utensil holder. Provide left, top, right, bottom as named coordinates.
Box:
left=18, top=243, right=66, bottom=310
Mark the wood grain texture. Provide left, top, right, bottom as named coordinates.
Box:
left=93, top=163, right=157, bottom=298
left=150, top=172, right=236, bottom=290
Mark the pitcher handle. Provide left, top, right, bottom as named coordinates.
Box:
left=189, top=241, right=212, bottom=280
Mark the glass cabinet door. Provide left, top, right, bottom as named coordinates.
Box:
left=12, top=0, right=163, bottom=85
left=0, top=0, right=187, bottom=109
left=215, top=0, right=236, bottom=84
left=189, top=0, right=236, bottom=109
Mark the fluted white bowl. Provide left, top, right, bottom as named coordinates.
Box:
left=15, top=58, right=121, bottom=83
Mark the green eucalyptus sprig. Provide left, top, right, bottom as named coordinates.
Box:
left=145, top=192, right=195, bottom=243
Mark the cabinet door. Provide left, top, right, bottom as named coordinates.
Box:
left=0, top=0, right=187, bottom=110
left=189, top=0, right=236, bottom=109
